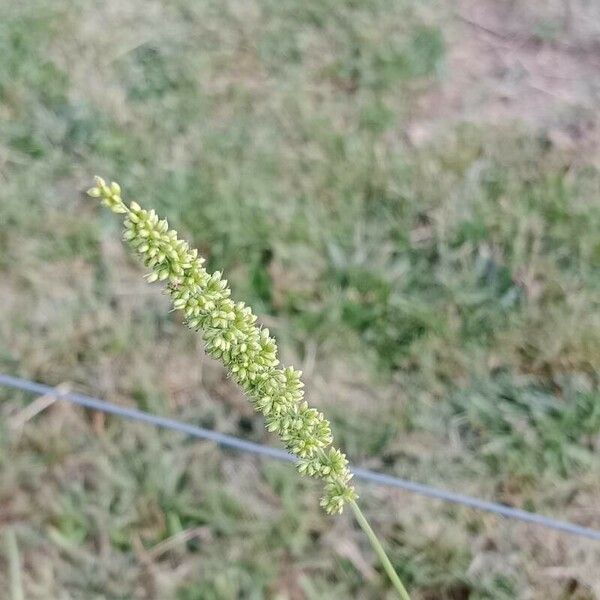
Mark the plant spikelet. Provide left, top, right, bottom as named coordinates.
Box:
left=88, top=176, right=357, bottom=513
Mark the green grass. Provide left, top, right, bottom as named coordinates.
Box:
left=1, top=0, right=600, bottom=598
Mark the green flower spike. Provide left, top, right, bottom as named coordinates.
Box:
left=88, top=177, right=357, bottom=514
left=89, top=176, right=412, bottom=598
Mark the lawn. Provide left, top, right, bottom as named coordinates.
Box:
left=1, top=0, right=599, bottom=598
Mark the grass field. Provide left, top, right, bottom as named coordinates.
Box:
left=1, top=0, right=600, bottom=598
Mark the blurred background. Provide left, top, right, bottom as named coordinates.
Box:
left=1, top=0, right=600, bottom=598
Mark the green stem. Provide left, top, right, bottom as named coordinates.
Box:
left=5, top=529, right=24, bottom=600
left=350, top=501, right=411, bottom=600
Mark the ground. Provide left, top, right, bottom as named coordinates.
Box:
left=0, top=0, right=599, bottom=598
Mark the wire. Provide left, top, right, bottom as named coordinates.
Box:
left=1, top=373, right=599, bottom=542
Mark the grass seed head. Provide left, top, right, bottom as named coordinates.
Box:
left=89, top=177, right=357, bottom=513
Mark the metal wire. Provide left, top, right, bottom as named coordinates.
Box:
left=1, top=373, right=599, bottom=542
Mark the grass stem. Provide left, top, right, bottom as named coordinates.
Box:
left=350, top=501, right=411, bottom=600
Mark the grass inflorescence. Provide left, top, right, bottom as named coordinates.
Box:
left=88, top=177, right=357, bottom=515
left=89, top=176, right=415, bottom=596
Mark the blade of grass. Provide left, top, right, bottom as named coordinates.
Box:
left=5, top=529, right=24, bottom=600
